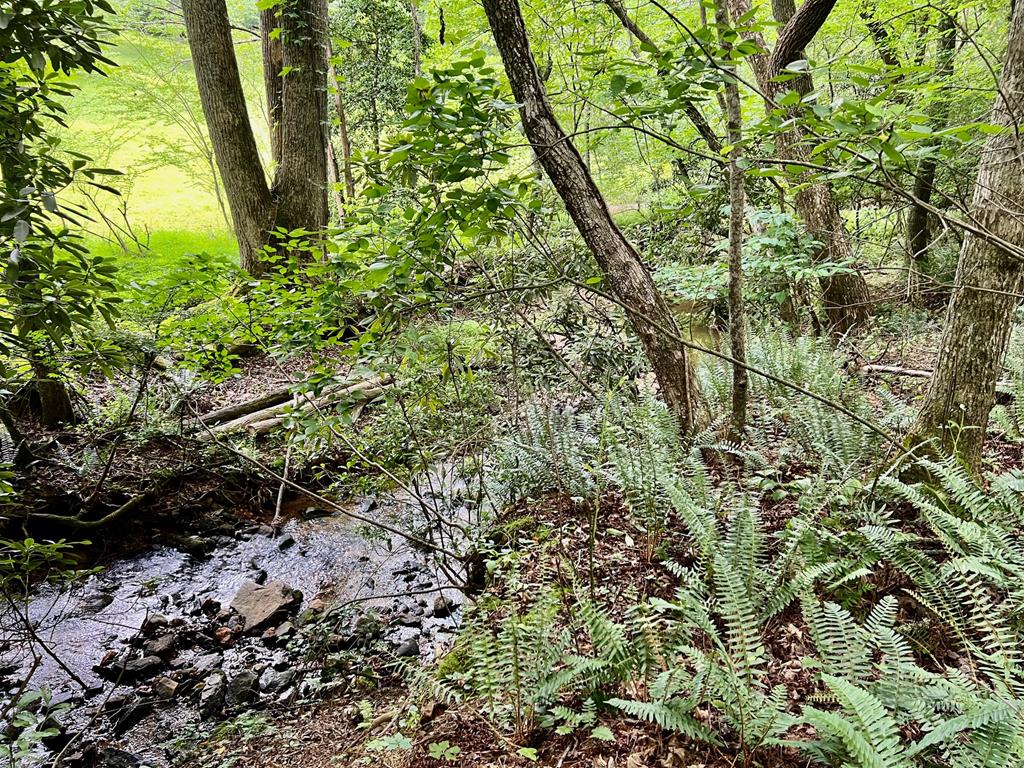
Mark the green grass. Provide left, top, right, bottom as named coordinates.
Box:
left=58, top=30, right=268, bottom=287
left=84, top=230, right=237, bottom=293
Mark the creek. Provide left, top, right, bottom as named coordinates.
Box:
left=1, top=474, right=468, bottom=767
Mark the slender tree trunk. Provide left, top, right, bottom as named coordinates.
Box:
left=274, top=0, right=329, bottom=235
left=907, top=10, right=957, bottom=297
left=909, top=0, right=1024, bottom=471
left=327, top=43, right=356, bottom=200
left=729, top=0, right=871, bottom=334
left=409, top=0, right=423, bottom=77
left=326, top=140, right=345, bottom=218
left=482, top=0, right=704, bottom=431
left=183, top=0, right=274, bottom=274
left=32, top=361, right=75, bottom=428
left=261, top=6, right=284, bottom=168
left=716, top=2, right=748, bottom=439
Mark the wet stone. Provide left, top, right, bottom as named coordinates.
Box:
left=199, top=672, right=226, bottom=720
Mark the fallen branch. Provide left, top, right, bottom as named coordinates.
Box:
left=859, top=364, right=1013, bottom=392
left=243, top=383, right=391, bottom=435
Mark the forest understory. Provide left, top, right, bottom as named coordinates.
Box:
left=6, top=0, right=1024, bottom=766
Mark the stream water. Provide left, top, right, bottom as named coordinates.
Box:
left=1, top=477, right=467, bottom=767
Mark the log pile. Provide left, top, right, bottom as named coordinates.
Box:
left=198, top=374, right=393, bottom=436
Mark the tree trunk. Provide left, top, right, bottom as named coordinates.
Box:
left=409, top=0, right=423, bottom=77
left=716, top=2, right=748, bottom=439
left=729, top=0, right=871, bottom=334
left=32, top=361, right=75, bottom=428
left=273, top=0, right=329, bottom=235
left=909, top=0, right=1024, bottom=471
left=261, top=6, right=284, bottom=168
left=482, top=0, right=704, bottom=431
left=183, top=0, right=274, bottom=274
left=328, top=46, right=357, bottom=200
left=907, top=10, right=957, bottom=296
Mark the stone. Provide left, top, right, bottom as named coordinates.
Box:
left=151, top=677, right=178, bottom=700
left=200, top=597, right=221, bottom=615
left=276, top=533, right=296, bottom=551
left=301, top=506, right=332, bottom=520
left=99, top=655, right=162, bottom=683
left=143, top=634, right=176, bottom=659
left=214, top=627, right=234, bottom=647
left=199, top=672, right=226, bottom=720
left=230, top=580, right=301, bottom=633
left=142, top=614, right=168, bottom=633
left=432, top=595, right=458, bottom=619
left=395, top=638, right=419, bottom=658
left=394, top=611, right=422, bottom=628
left=258, top=667, right=295, bottom=694
left=257, top=524, right=275, bottom=537
left=225, top=670, right=258, bottom=709
left=276, top=687, right=298, bottom=707
left=111, top=700, right=152, bottom=735
left=191, top=652, right=222, bottom=676
left=96, top=747, right=143, bottom=768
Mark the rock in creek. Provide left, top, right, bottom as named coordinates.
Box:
left=97, top=655, right=163, bottom=683
left=226, top=670, right=258, bottom=709
left=199, top=671, right=226, bottom=720
left=229, top=579, right=301, bottom=633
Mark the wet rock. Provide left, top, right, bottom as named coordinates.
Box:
left=301, top=506, right=332, bottom=520
left=79, top=591, right=115, bottom=613
left=143, top=634, right=176, bottom=659
left=395, top=638, right=419, bottom=658
left=230, top=580, right=301, bottom=633
left=432, top=595, right=458, bottom=619
left=95, top=747, right=144, bottom=768
left=225, top=670, right=258, bottom=709
left=214, top=626, right=234, bottom=647
left=199, top=672, right=226, bottom=720
left=259, top=667, right=295, bottom=694
left=142, top=614, right=168, bottom=634
left=99, top=655, right=162, bottom=683
left=151, top=677, right=178, bottom=700
left=257, top=524, right=275, bottom=537
left=249, top=568, right=268, bottom=585
left=111, top=700, right=152, bottom=735
left=277, top=533, right=296, bottom=551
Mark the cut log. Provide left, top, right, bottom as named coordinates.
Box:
left=205, top=375, right=392, bottom=436
left=200, top=386, right=297, bottom=425
left=244, top=383, right=390, bottom=435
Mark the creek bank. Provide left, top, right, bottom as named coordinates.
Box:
left=2, top=489, right=467, bottom=768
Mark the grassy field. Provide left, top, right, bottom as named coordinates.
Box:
left=60, top=31, right=267, bottom=287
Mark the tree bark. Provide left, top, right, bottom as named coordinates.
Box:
left=327, top=43, right=357, bottom=200
left=482, top=0, right=704, bottom=431
left=184, top=0, right=329, bottom=273
left=907, top=10, right=957, bottom=295
left=729, top=0, right=871, bottom=334
left=183, top=0, right=274, bottom=274
left=274, top=0, right=329, bottom=235
left=261, top=6, right=284, bottom=168
left=909, top=0, right=1024, bottom=470
left=716, top=2, right=748, bottom=439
